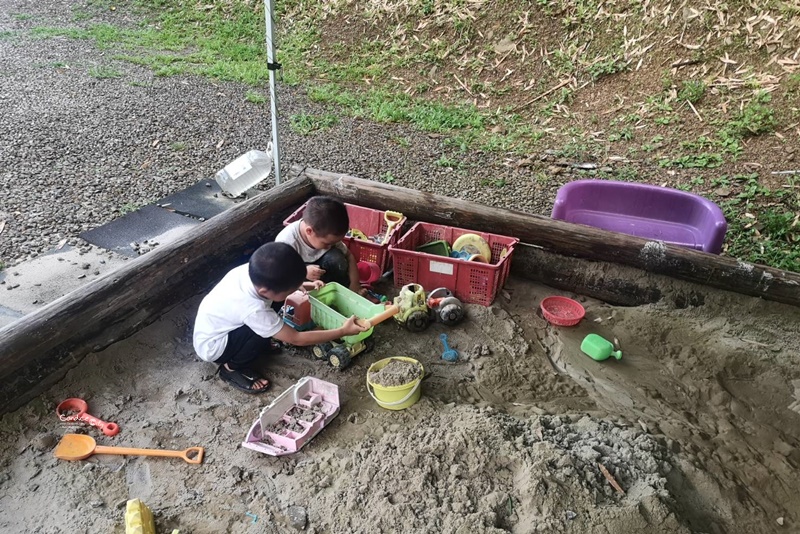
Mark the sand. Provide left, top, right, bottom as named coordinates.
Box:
left=0, top=271, right=799, bottom=533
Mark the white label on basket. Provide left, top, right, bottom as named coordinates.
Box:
left=429, top=261, right=454, bottom=275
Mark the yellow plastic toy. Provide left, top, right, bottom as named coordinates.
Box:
left=125, top=499, right=155, bottom=534
left=452, top=233, right=491, bottom=262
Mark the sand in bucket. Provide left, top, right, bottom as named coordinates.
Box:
left=366, top=357, right=423, bottom=410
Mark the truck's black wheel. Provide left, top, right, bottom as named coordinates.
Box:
left=312, top=342, right=333, bottom=361
left=328, top=346, right=352, bottom=370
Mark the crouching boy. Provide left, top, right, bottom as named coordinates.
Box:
left=193, top=242, right=368, bottom=394
left=275, top=195, right=362, bottom=293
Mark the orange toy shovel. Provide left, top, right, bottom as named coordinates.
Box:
left=355, top=304, right=400, bottom=329
left=54, top=434, right=204, bottom=464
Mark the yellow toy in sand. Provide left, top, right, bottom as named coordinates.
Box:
left=125, top=499, right=155, bottom=534
left=125, top=499, right=180, bottom=534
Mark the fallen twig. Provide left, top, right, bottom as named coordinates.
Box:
left=598, top=463, right=625, bottom=494
left=512, top=78, right=571, bottom=112
left=686, top=100, right=703, bottom=122
left=0, top=220, right=5, bottom=236
left=739, top=338, right=772, bottom=348
left=453, top=74, right=473, bottom=96
left=671, top=58, right=702, bottom=68
left=771, top=170, right=800, bottom=175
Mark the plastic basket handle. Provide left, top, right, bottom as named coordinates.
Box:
left=366, top=378, right=421, bottom=407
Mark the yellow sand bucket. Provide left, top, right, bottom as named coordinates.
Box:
left=366, top=357, right=424, bottom=410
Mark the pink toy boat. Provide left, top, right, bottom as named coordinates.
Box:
left=242, top=377, right=340, bottom=456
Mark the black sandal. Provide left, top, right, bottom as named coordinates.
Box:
left=218, top=366, right=270, bottom=394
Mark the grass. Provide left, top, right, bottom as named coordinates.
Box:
left=88, top=65, right=122, bottom=79
left=678, top=80, right=706, bottom=104
left=289, top=113, right=338, bottom=134
left=245, top=90, right=266, bottom=104
left=719, top=175, right=800, bottom=272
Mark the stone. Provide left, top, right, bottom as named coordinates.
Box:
left=287, top=506, right=307, bottom=530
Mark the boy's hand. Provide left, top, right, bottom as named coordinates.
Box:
left=307, top=264, right=326, bottom=281
left=303, top=280, right=325, bottom=291
left=342, top=315, right=370, bottom=336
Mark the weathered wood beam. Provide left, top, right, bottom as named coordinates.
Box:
left=0, top=177, right=314, bottom=414
left=302, top=165, right=800, bottom=308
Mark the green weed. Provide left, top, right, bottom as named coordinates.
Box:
left=380, top=172, right=396, bottom=183
left=608, top=126, right=634, bottom=142
left=245, top=90, right=266, bottom=104
left=170, top=141, right=186, bottom=151
left=435, top=155, right=462, bottom=168
left=480, top=178, right=507, bottom=187
left=724, top=92, right=777, bottom=137
left=678, top=80, right=706, bottom=103
left=289, top=113, right=338, bottom=134
left=394, top=136, right=411, bottom=148
left=588, top=57, right=627, bottom=80
left=88, top=65, right=122, bottom=78
left=12, top=13, right=34, bottom=21
left=659, top=153, right=723, bottom=168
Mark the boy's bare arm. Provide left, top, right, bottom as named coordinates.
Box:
left=273, top=315, right=367, bottom=346
left=347, top=251, right=362, bottom=293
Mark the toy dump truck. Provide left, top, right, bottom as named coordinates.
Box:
left=282, top=282, right=397, bottom=369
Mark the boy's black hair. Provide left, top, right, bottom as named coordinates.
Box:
left=249, top=242, right=306, bottom=293
left=303, top=196, right=349, bottom=237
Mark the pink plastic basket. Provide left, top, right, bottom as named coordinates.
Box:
left=389, top=222, right=519, bottom=306
left=540, top=296, right=585, bottom=326
left=283, top=201, right=406, bottom=273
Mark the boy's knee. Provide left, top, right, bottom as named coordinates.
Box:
left=317, top=249, right=349, bottom=286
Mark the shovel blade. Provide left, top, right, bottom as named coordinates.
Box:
left=54, top=434, right=96, bottom=461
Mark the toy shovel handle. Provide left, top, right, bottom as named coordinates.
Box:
left=78, top=413, right=120, bottom=437
left=380, top=211, right=404, bottom=245
left=94, top=445, right=205, bottom=464
left=359, top=304, right=400, bottom=328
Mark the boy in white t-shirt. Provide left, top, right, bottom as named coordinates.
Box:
left=275, top=196, right=362, bottom=293
left=193, top=242, right=368, bottom=394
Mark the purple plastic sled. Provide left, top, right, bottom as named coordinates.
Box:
left=551, top=180, right=727, bottom=254
left=242, top=377, right=340, bottom=456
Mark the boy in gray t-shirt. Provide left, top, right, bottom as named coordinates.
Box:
left=275, top=196, right=361, bottom=293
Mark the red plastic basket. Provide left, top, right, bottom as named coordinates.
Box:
left=283, top=201, right=407, bottom=273
left=540, top=296, right=585, bottom=326
left=388, top=222, right=519, bottom=306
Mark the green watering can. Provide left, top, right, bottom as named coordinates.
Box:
left=581, top=334, right=622, bottom=361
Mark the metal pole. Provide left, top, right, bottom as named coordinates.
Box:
left=264, top=0, right=281, bottom=184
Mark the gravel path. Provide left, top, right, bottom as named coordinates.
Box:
left=0, top=0, right=559, bottom=268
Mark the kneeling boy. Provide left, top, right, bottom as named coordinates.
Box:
left=193, top=242, right=368, bottom=394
